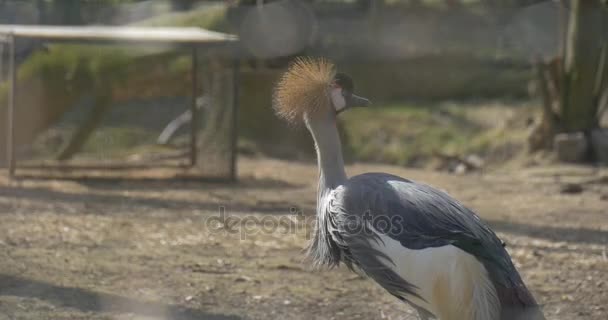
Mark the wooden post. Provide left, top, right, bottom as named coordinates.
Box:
left=230, top=60, right=239, bottom=181
left=7, top=34, right=16, bottom=178
left=0, top=38, right=4, bottom=92
left=0, top=39, right=4, bottom=169
left=190, top=45, right=199, bottom=166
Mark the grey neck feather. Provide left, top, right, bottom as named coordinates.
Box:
left=304, top=110, right=347, bottom=267
left=305, top=112, right=348, bottom=200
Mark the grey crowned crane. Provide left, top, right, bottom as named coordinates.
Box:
left=272, top=58, right=544, bottom=320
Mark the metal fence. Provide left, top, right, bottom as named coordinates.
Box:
left=0, top=25, right=239, bottom=181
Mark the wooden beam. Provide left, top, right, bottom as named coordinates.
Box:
left=7, top=34, right=16, bottom=178
left=190, top=46, right=199, bottom=166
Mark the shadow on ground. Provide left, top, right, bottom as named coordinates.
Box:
left=486, top=219, right=608, bottom=247
left=11, top=173, right=302, bottom=191
left=0, top=183, right=308, bottom=215
left=0, top=274, right=240, bottom=320
left=2, top=183, right=607, bottom=246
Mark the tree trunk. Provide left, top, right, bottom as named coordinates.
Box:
left=530, top=0, right=608, bottom=160
left=561, top=0, right=604, bottom=132
left=529, top=58, right=561, bottom=151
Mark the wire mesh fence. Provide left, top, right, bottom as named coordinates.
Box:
left=0, top=28, right=238, bottom=181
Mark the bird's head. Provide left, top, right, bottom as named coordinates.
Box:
left=273, top=57, right=371, bottom=124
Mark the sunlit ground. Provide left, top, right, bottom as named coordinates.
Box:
left=1, top=157, right=606, bottom=320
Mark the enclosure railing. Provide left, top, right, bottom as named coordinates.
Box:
left=0, top=25, right=239, bottom=181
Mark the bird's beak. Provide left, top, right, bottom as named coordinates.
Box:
left=338, top=93, right=371, bottom=114
left=349, top=93, right=371, bottom=108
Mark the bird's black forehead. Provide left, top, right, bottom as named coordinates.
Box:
left=334, top=73, right=354, bottom=92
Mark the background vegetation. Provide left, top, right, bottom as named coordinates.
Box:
left=4, top=0, right=601, bottom=170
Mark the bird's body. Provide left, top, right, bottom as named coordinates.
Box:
left=273, top=57, right=544, bottom=320
left=313, top=173, right=541, bottom=319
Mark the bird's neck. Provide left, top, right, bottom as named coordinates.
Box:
left=306, top=113, right=348, bottom=199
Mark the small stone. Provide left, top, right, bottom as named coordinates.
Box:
left=234, top=275, right=252, bottom=282
left=185, top=295, right=194, bottom=302
left=454, top=163, right=467, bottom=175
left=465, top=154, right=484, bottom=168
left=554, top=132, right=589, bottom=163
left=561, top=183, right=584, bottom=194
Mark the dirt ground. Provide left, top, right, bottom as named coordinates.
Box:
left=0, top=157, right=607, bottom=320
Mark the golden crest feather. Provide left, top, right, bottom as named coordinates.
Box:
left=273, top=57, right=336, bottom=123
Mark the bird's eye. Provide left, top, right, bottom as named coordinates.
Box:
left=334, top=73, right=354, bottom=92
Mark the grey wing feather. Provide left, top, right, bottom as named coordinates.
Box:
left=326, top=172, right=540, bottom=314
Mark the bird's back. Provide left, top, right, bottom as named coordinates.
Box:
left=321, top=172, right=543, bottom=319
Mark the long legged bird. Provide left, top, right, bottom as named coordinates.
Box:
left=273, top=58, right=545, bottom=320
